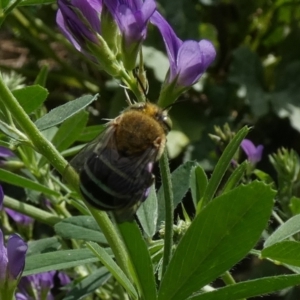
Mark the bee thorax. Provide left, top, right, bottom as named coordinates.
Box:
left=115, top=110, right=166, bottom=156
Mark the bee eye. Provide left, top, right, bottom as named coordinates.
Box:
left=163, top=115, right=172, bottom=132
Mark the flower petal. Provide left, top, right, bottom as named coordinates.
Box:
left=56, top=9, right=83, bottom=52
left=241, top=139, right=257, bottom=158
left=176, top=41, right=204, bottom=86
left=105, top=0, right=155, bottom=45
left=5, top=208, right=34, bottom=226
left=198, top=39, right=217, bottom=70
left=176, top=40, right=216, bottom=86
left=57, top=0, right=100, bottom=49
left=0, top=229, right=8, bottom=280
left=241, top=139, right=264, bottom=164
left=253, top=145, right=264, bottom=164
left=150, top=11, right=182, bottom=70
left=71, top=0, right=101, bottom=33
left=58, top=272, right=71, bottom=285
left=7, top=234, right=27, bottom=279
left=0, top=146, right=14, bottom=158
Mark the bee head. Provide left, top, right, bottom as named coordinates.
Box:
left=128, top=102, right=172, bottom=134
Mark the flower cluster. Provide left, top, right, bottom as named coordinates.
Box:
left=16, top=271, right=70, bottom=300
left=57, top=0, right=216, bottom=104
left=0, top=185, right=70, bottom=299
left=0, top=227, right=27, bottom=299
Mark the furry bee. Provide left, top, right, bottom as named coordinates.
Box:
left=71, top=101, right=171, bottom=221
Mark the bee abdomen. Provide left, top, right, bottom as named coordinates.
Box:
left=79, top=151, right=153, bottom=210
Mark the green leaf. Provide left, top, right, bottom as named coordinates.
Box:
left=222, top=161, right=247, bottom=193
left=0, top=0, right=10, bottom=9
left=157, top=161, right=195, bottom=229
left=23, top=249, right=98, bottom=276
left=264, top=214, right=300, bottom=247
left=199, top=126, right=249, bottom=210
left=87, top=242, right=138, bottom=299
left=64, top=267, right=111, bottom=300
left=190, top=164, right=208, bottom=207
left=12, top=85, right=48, bottom=114
left=54, top=216, right=107, bottom=244
left=289, top=196, right=300, bottom=215
left=52, top=110, right=88, bottom=152
left=35, top=94, right=98, bottom=131
left=19, top=0, right=55, bottom=5
left=0, top=120, right=26, bottom=141
left=137, top=185, right=158, bottom=238
left=0, top=168, right=60, bottom=197
left=158, top=181, right=275, bottom=300
left=77, top=125, right=105, bottom=142
left=117, top=221, right=157, bottom=300
left=27, top=237, right=61, bottom=256
left=34, top=65, right=48, bottom=87
left=262, top=241, right=300, bottom=267
left=189, top=274, right=300, bottom=300
left=253, top=169, right=274, bottom=184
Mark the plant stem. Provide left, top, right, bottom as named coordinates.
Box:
left=0, top=74, right=129, bottom=276
left=3, top=196, right=61, bottom=226
left=88, top=208, right=130, bottom=278
left=221, top=271, right=246, bottom=300
left=159, top=149, right=173, bottom=277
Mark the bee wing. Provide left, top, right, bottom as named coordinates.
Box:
left=110, top=146, right=158, bottom=222
left=70, top=122, right=159, bottom=222
left=69, top=124, right=114, bottom=173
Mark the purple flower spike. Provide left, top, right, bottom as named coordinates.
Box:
left=57, top=0, right=102, bottom=53
left=5, top=208, right=34, bottom=226
left=151, top=11, right=216, bottom=87
left=7, top=235, right=28, bottom=279
left=0, top=185, right=3, bottom=210
left=105, top=0, right=156, bottom=46
left=0, top=229, right=27, bottom=290
left=17, top=271, right=70, bottom=300
left=241, top=139, right=264, bottom=165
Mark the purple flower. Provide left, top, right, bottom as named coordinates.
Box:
left=5, top=208, right=34, bottom=226
left=151, top=11, right=216, bottom=87
left=105, top=0, right=156, bottom=45
left=16, top=271, right=70, bottom=300
left=241, top=139, right=264, bottom=165
left=104, top=0, right=156, bottom=68
left=0, top=146, right=14, bottom=159
left=0, top=229, right=27, bottom=298
left=0, top=185, right=3, bottom=210
left=56, top=0, right=102, bottom=54
left=57, top=0, right=126, bottom=76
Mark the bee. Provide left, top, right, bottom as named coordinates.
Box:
left=71, top=101, right=172, bottom=221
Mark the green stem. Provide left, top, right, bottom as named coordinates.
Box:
left=0, top=74, right=129, bottom=276
left=159, top=149, right=173, bottom=277
left=272, top=210, right=284, bottom=225
left=0, top=0, right=22, bottom=27
left=3, top=196, right=61, bottom=226
left=221, top=271, right=246, bottom=300
left=118, top=68, right=146, bottom=102
left=88, top=208, right=130, bottom=278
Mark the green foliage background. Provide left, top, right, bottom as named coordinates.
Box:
left=1, top=0, right=300, bottom=299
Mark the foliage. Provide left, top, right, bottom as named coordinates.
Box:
left=1, top=0, right=300, bottom=300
